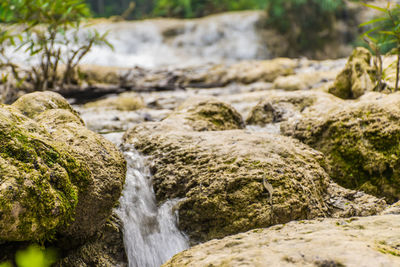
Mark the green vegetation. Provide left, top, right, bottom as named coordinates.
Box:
left=360, top=2, right=400, bottom=91
left=0, top=245, right=57, bottom=267
left=0, top=0, right=111, bottom=92
left=85, top=0, right=267, bottom=19
left=265, top=0, right=346, bottom=55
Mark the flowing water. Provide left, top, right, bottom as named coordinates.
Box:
left=83, top=11, right=269, bottom=68
left=115, top=146, right=189, bottom=267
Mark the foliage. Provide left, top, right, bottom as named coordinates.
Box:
left=0, top=245, right=57, bottom=267
left=152, top=0, right=266, bottom=18
left=360, top=2, right=400, bottom=91
left=0, top=0, right=111, bottom=93
left=265, top=0, right=346, bottom=56
left=85, top=0, right=267, bottom=19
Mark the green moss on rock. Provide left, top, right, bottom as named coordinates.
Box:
left=329, top=47, right=376, bottom=99
left=0, top=105, right=90, bottom=242
left=284, top=95, right=400, bottom=203
left=0, top=92, right=126, bottom=243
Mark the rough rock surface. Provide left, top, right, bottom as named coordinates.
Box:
left=329, top=47, right=376, bottom=99
left=56, top=212, right=128, bottom=267
left=163, top=215, right=400, bottom=267
left=272, top=71, right=337, bottom=91
left=283, top=92, right=400, bottom=203
left=123, top=98, right=385, bottom=243
left=163, top=97, right=245, bottom=131
left=0, top=92, right=126, bottom=242
left=246, top=91, right=343, bottom=127
left=84, top=92, right=144, bottom=111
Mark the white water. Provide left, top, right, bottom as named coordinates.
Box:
left=116, top=146, right=189, bottom=267
left=80, top=11, right=269, bottom=68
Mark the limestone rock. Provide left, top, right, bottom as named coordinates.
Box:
left=0, top=92, right=126, bottom=242
left=164, top=97, right=245, bottom=131
left=163, top=215, right=400, bottom=267
left=329, top=47, right=376, bottom=99
left=36, top=109, right=126, bottom=240
left=246, top=91, right=343, bottom=127
left=56, top=212, right=128, bottom=267
left=283, top=92, right=400, bottom=203
left=0, top=105, right=89, bottom=242
left=12, top=91, right=81, bottom=121
left=123, top=98, right=385, bottom=242
left=84, top=92, right=144, bottom=111
left=272, top=71, right=337, bottom=91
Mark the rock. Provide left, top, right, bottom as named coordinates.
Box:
left=12, top=91, right=81, bottom=121
left=272, top=71, right=337, bottom=91
left=185, top=58, right=296, bottom=87
left=381, top=201, right=400, bottom=215
left=84, top=92, right=145, bottom=111
left=163, top=214, right=400, bottom=267
left=246, top=91, right=343, bottom=127
left=0, top=92, right=126, bottom=242
left=56, top=211, right=128, bottom=267
left=36, top=109, right=126, bottom=240
left=163, top=97, right=245, bottom=131
left=123, top=98, right=385, bottom=242
left=329, top=47, right=376, bottom=99
left=0, top=105, right=89, bottom=242
left=283, top=92, right=400, bottom=203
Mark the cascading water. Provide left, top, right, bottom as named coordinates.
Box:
left=82, top=11, right=269, bottom=68
left=116, top=146, right=189, bottom=267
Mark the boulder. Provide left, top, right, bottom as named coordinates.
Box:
left=0, top=92, right=126, bottom=242
left=328, top=47, right=376, bottom=99
left=185, top=58, right=296, bottom=87
left=272, top=71, right=337, bottom=91
left=163, top=97, right=245, bottom=131
left=84, top=92, right=144, bottom=111
left=246, top=91, right=343, bottom=127
left=123, top=98, right=385, bottom=242
left=163, top=215, right=400, bottom=267
left=283, top=92, right=400, bottom=203
left=56, top=212, right=128, bottom=267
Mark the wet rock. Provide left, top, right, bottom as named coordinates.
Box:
left=0, top=92, right=126, bottom=242
left=283, top=92, right=400, bottom=203
left=163, top=215, right=400, bottom=267
left=123, top=98, right=385, bottom=242
left=56, top=212, right=128, bottom=267
left=329, top=47, right=376, bottom=99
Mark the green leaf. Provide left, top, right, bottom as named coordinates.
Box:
left=359, top=17, right=388, bottom=27
left=361, top=3, right=389, bottom=13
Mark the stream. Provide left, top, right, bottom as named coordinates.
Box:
left=115, top=146, right=189, bottom=267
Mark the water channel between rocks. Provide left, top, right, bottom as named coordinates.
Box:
left=115, top=144, right=189, bottom=267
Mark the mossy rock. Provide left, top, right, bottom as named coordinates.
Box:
left=0, top=92, right=126, bottom=242
left=283, top=93, right=400, bottom=203
left=84, top=92, right=144, bottom=111
left=246, top=91, right=342, bottom=127
left=0, top=105, right=89, bottom=242
left=124, top=126, right=331, bottom=242
left=123, top=96, right=386, bottom=243
left=165, top=97, right=244, bottom=131
left=329, top=47, right=376, bottom=99
left=12, top=91, right=82, bottom=122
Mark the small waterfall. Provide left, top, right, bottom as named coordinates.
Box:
left=82, top=11, right=269, bottom=68
left=116, top=146, right=189, bottom=267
